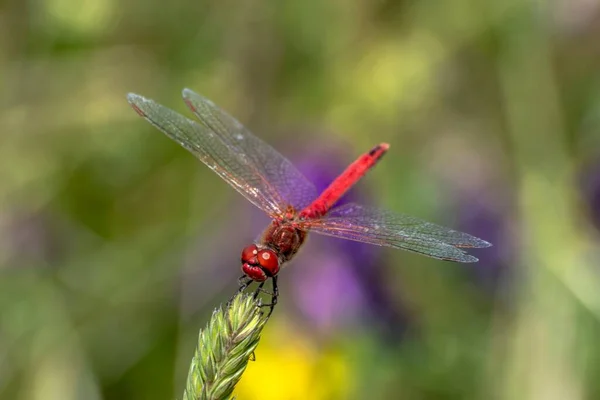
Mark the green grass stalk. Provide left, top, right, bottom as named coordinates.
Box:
left=182, top=293, right=268, bottom=400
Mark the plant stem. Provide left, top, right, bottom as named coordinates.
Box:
left=182, top=293, right=268, bottom=400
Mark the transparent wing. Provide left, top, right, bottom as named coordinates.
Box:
left=182, top=88, right=318, bottom=211
left=301, top=203, right=492, bottom=263
left=127, top=93, right=296, bottom=217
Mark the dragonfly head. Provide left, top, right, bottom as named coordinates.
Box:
left=241, top=244, right=280, bottom=282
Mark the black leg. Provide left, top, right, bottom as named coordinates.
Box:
left=237, top=275, right=252, bottom=292
left=234, top=274, right=279, bottom=319
left=228, top=275, right=252, bottom=306
left=255, top=285, right=274, bottom=296
left=270, top=276, right=279, bottom=317
left=253, top=281, right=266, bottom=301
left=260, top=276, right=278, bottom=318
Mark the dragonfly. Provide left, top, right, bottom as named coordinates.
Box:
left=127, top=89, right=491, bottom=315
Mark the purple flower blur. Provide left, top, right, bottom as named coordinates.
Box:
left=3, top=211, right=65, bottom=268
left=455, top=195, right=512, bottom=288
left=284, top=138, right=411, bottom=337
left=423, top=135, right=513, bottom=291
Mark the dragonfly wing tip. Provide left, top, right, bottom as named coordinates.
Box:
left=463, top=254, right=479, bottom=263
left=479, top=239, right=493, bottom=248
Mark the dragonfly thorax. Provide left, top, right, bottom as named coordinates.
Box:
left=260, top=221, right=307, bottom=262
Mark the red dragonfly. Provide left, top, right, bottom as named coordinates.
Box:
left=127, top=89, right=491, bottom=313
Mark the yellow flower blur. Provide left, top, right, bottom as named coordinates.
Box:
left=234, top=322, right=352, bottom=400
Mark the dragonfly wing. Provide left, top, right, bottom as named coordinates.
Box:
left=127, top=93, right=288, bottom=217
left=301, top=203, right=491, bottom=263
left=182, top=89, right=318, bottom=211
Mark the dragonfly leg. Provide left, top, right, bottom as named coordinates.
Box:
left=253, top=281, right=266, bottom=301
left=254, top=285, right=274, bottom=296
left=238, top=275, right=252, bottom=292
left=228, top=275, right=253, bottom=307
left=237, top=275, right=278, bottom=318
left=259, top=276, right=278, bottom=318
left=237, top=274, right=252, bottom=292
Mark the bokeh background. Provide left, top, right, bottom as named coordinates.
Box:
left=2, top=0, right=600, bottom=399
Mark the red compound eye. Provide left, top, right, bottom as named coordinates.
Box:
left=242, top=264, right=268, bottom=282
left=241, top=244, right=258, bottom=264
left=257, top=249, right=279, bottom=276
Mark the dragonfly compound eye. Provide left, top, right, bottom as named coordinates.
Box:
left=241, top=244, right=259, bottom=264
left=257, top=249, right=279, bottom=276
left=242, top=263, right=268, bottom=282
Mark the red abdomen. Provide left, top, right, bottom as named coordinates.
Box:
left=300, top=143, right=389, bottom=219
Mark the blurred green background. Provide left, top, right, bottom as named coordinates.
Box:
left=3, top=0, right=600, bottom=399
